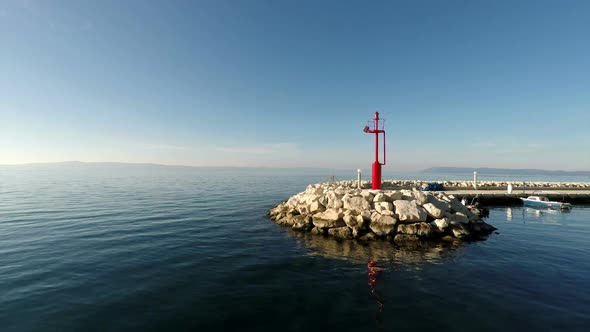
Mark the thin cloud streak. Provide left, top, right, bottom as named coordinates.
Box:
left=142, top=142, right=300, bottom=155
left=143, top=144, right=188, bottom=151
left=211, top=143, right=299, bottom=155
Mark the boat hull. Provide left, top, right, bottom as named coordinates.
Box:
left=520, top=198, right=571, bottom=210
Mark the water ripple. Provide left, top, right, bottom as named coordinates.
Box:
left=1, top=169, right=589, bottom=331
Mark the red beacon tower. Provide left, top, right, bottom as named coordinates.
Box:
left=363, top=112, right=386, bottom=190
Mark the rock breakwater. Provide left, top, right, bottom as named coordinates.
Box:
left=324, top=179, right=590, bottom=190
left=269, top=182, right=496, bottom=244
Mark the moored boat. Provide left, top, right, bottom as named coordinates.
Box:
left=520, top=196, right=572, bottom=210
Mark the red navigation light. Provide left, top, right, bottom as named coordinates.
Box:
left=362, top=112, right=386, bottom=190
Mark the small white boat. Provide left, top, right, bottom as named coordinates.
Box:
left=520, top=196, right=572, bottom=210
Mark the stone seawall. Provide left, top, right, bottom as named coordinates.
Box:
left=446, top=191, right=590, bottom=205
left=340, top=179, right=590, bottom=190
left=269, top=182, right=496, bottom=244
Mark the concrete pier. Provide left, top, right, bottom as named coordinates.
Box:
left=438, top=189, right=590, bottom=206
left=343, top=179, right=590, bottom=206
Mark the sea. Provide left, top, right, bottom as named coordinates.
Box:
left=1, top=166, right=589, bottom=331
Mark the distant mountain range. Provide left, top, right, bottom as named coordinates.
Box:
left=0, top=161, right=332, bottom=172
left=423, top=167, right=590, bottom=176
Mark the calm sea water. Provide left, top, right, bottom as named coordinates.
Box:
left=1, top=167, right=589, bottom=331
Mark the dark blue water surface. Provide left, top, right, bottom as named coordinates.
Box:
left=1, top=167, right=589, bottom=331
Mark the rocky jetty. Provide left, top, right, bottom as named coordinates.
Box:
left=268, top=182, right=496, bottom=244
left=324, top=179, right=590, bottom=190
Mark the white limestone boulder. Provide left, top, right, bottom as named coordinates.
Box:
left=427, top=195, right=451, bottom=212
left=360, top=190, right=374, bottom=201
left=448, top=212, right=470, bottom=225
left=312, top=209, right=345, bottom=229
left=397, top=222, right=433, bottom=237
left=450, top=223, right=471, bottom=238
left=370, top=211, right=380, bottom=223
left=369, top=215, right=397, bottom=237
left=393, top=200, right=428, bottom=223
left=375, top=201, right=394, bottom=215
left=277, top=213, right=300, bottom=226
left=431, top=217, right=450, bottom=232
left=422, top=202, right=444, bottom=219
left=334, top=188, right=347, bottom=196
left=343, top=195, right=371, bottom=212
left=292, top=215, right=313, bottom=232
left=328, top=226, right=352, bottom=239
left=387, top=190, right=403, bottom=201
left=297, top=204, right=310, bottom=216
left=269, top=204, right=284, bottom=218
left=359, top=210, right=371, bottom=222
left=299, top=194, right=318, bottom=205
left=344, top=214, right=367, bottom=237
left=400, top=189, right=415, bottom=201
left=449, top=198, right=470, bottom=214
left=309, top=201, right=326, bottom=214
left=411, top=190, right=429, bottom=206
left=286, top=208, right=299, bottom=217
left=286, top=196, right=299, bottom=208
left=326, top=191, right=344, bottom=209
left=440, top=195, right=452, bottom=203
left=305, top=185, right=324, bottom=196
left=373, top=193, right=389, bottom=203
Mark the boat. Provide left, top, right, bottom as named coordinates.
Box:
left=520, top=196, right=572, bottom=210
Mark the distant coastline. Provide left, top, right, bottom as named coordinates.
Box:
left=1, top=162, right=588, bottom=177
left=0, top=161, right=333, bottom=172
left=423, top=167, right=590, bottom=177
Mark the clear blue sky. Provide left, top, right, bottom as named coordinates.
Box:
left=1, top=0, right=589, bottom=171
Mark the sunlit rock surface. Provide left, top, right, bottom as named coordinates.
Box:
left=269, top=182, right=496, bottom=242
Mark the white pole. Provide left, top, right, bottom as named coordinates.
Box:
left=473, top=171, right=478, bottom=190
left=357, top=169, right=362, bottom=189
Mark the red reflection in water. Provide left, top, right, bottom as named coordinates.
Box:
left=368, top=261, right=384, bottom=312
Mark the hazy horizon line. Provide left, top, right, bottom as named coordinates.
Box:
left=0, top=160, right=348, bottom=171
left=1, top=160, right=589, bottom=173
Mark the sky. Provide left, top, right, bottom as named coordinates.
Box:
left=1, top=0, right=589, bottom=171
